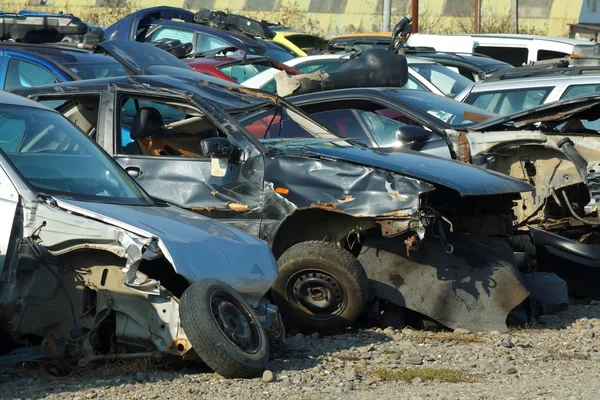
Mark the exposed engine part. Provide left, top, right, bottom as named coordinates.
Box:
left=557, top=137, right=588, bottom=183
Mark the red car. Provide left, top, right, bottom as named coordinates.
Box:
left=184, top=48, right=300, bottom=84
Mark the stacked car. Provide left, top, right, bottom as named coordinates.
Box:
left=1, top=8, right=599, bottom=379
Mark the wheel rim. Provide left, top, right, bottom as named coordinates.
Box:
left=210, top=292, right=261, bottom=354
left=287, top=269, right=347, bottom=320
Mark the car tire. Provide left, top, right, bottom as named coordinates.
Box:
left=179, top=279, right=269, bottom=378
left=272, top=241, right=369, bottom=332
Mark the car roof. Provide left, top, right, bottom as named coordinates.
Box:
left=411, top=33, right=595, bottom=47
left=185, top=54, right=267, bottom=66
left=0, top=90, right=54, bottom=110
left=16, top=75, right=276, bottom=110
left=472, top=73, right=600, bottom=91
left=0, top=42, right=121, bottom=65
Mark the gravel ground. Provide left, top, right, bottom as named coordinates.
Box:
left=1, top=299, right=599, bottom=400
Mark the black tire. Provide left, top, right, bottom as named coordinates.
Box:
left=179, top=279, right=269, bottom=378
left=272, top=241, right=369, bottom=332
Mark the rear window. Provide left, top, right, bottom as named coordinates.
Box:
left=409, top=63, right=471, bottom=97
left=63, top=62, right=127, bottom=80
left=537, top=49, right=569, bottom=61
left=474, top=46, right=528, bottom=67
left=560, top=83, right=600, bottom=100
left=465, top=87, right=553, bottom=115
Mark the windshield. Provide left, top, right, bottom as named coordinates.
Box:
left=63, top=61, right=128, bottom=80
left=0, top=105, right=152, bottom=205
left=219, top=61, right=278, bottom=83
left=409, top=63, right=472, bottom=97
left=248, top=44, right=295, bottom=63
left=384, top=89, right=497, bottom=127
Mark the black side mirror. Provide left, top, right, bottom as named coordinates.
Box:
left=396, top=125, right=431, bottom=144
left=201, top=137, right=233, bottom=158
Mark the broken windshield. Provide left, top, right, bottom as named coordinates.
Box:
left=0, top=106, right=153, bottom=205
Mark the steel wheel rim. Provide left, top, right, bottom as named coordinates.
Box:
left=286, top=269, right=347, bottom=320
left=210, top=291, right=261, bottom=354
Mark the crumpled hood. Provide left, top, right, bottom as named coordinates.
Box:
left=53, top=198, right=278, bottom=304
left=287, top=144, right=533, bottom=196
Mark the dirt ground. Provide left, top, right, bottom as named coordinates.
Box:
left=1, top=300, right=599, bottom=400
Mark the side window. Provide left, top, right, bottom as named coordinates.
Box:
left=537, top=49, right=569, bottom=61
left=560, top=84, right=600, bottom=100
left=4, top=59, right=58, bottom=91
left=465, top=87, right=553, bottom=115
left=196, top=34, right=229, bottom=53
left=260, top=78, right=278, bottom=93
left=296, top=60, right=345, bottom=74
left=118, top=97, right=223, bottom=157
left=146, top=27, right=194, bottom=46
left=474, top=46, right=528, bottom=67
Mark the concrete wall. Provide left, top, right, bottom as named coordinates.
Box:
left=20, top=0, right=587, bottom=37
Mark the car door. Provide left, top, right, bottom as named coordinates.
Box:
left=24, top=88, right=267, bottom=234
left=106, top=87, right=266, bottom=233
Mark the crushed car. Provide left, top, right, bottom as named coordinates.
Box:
left=283, top=87, right=599, bottom=299
left=0, top=92, right=283, bottom=378
left=16, top=57, right=538, bottom=333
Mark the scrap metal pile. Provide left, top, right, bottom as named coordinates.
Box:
left=0, top=8, right=598, bottom=379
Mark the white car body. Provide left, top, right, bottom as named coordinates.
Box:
left=407, top=34, right=600, bottom=66
left=241, top=54, right=463, bottom=97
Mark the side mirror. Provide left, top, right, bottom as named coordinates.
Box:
left=396, top=125, right=431, bottom=144
left=201, top=137, right=233, bottom=158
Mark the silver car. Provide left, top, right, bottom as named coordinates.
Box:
left=456, top=70, right=600, bottom=120
left=0, top=93, right=281, bottom=378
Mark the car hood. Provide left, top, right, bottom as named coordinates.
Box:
left=271, top=143, right=533, bottom=196
left=95, top=40, right=193, bottom=75
left=53, top=197, right=278, bottom=302
left=469, top=95, right=600, bottom=131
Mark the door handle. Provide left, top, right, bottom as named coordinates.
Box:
left=125, top=166, right=142, bottom=179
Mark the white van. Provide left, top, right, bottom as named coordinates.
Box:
left=407, top=34, right=600, bottom=67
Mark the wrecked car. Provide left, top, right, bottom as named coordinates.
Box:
left=0, top=92, right=282, bottom=378
left=282, top=88, right=600, bottom=299
left=16, top=69, right=538, bottom=333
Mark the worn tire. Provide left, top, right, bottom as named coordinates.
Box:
left=272, top=241, right=369, bottom=332
left=179, top=279, right=269, bottom=378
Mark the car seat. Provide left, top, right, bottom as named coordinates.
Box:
left=123, top=107, right=164, bottom=155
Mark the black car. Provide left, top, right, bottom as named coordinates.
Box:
left=16, top=43, right=534, bottom=333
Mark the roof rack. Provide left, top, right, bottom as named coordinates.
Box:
left=484, top=59, right=600, bottom=81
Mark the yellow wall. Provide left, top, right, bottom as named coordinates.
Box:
left=16, top=0, right=584, bottom=37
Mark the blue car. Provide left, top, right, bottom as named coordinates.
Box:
left=104, top=6, right=295, bottom=63
left=0, top=42, right=128, bottom=90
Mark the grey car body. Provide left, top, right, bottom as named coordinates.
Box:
left=0, top=92, right=280, bottom=366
